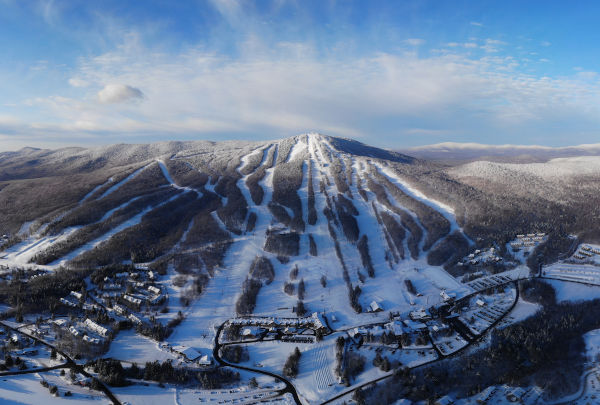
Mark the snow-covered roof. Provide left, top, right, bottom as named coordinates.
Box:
left=369, top=301, right=383, bottom=312
left=172, top=345, right=201, bottom=361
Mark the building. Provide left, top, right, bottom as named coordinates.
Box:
left=84, top=319, right=109, bottom=337
left=128, top=314, right=143, bottom=324
left=172, top=345, right=201, bottom=362
left=123, top=294, right=142, bottom=306
left=440, top=290, right=455, bottom=303
left=410, top=308, right=430, bottom=321
left=369, top=301, right=384, bottom=312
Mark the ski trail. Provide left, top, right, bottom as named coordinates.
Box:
left=1, top=226, right=81, bottom=265
left=286, top=134, right=308, bottom=163
left=50, top=193, right=185, bottom=266
left=372, top=162, right=473, bottom=245
left=363, top=166, right=428, bottom=257
left=157, top=160, right=202, bottom=197
left=79, top=177, right=114, bottom=204
left=97, top=163, right=152, bottom=200
left=236, top=146, right=266, bottom=174
left=98, top=196, right=142, bottom=222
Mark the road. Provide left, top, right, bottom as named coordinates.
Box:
left=0, top=320, right=122, bottom=405
left=320, top=280, right=520, bottom=405
left=213, top=321, right=303, bottom=405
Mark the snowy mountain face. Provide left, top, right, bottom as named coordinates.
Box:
left=0, top=134, right=599, bottom=320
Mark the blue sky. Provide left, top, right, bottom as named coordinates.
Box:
left=1, top=0, right=599, bottom=151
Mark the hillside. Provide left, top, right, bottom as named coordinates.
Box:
left=2, top=134, right=600, bottom=404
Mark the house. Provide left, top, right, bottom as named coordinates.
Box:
left=242, top=328, right=255, bottom=338
left=409, top=308, right=430, bottom=321
left=402, top=319, right=427, bottom=331
left=60, top=297, right=78, bottom=307
left=148, top=286, right=161, bottom=295
left=84, top=319, right=109, bottom=337
left=123, top=294, right=142, bottom=305
left=440, top=290, right=455, bottom=303
left=311, top=312, right=328, bottom=331
left=83, top=335, right=101, bottom=345
left=197, top=354, right=212, bottom=366
left=53, top=319, right=68, bottom=328
left=112, top=304, right=127, bottom=315
left=172, top=345, right=201, bottom=362
left=385, top=320, right=405, bottom=336
left=128, top=314, right=143, bottom=324
left=369, top=301, right=384, bottom=312
left=476, top=299, right=486, bottom=307
left=70, top=291, right=83, bottom=300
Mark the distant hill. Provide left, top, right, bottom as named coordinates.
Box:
left=398, top=142, right=600, bottom=164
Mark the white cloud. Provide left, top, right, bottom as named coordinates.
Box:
left=404, top=38, right=425, bottom=46
left=3, top=36, right=600, bottom=150
left=97, top=84, right=144, bottom=104
left=470, top=21, right=483, bottom=27
left=541, top=41, right=551, bottom=47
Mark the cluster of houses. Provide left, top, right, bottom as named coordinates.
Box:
left=458, top=247, right=503, bottom=266
left=456, top=290, right=515, bottom=337
left=49, top=318, right=111, bottom=345
left=52, top=317, right=110, bottom=345
left=59, top=291, right=101, bottom=312
left=572, top=244, right=600, bottom=261
left=93, top=270, right=166, bottom=311
left=225, top=313, right=329, bottom=344
left=510, top=233, right=546, bottom=249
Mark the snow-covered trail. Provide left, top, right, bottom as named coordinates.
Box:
left=98, top=196, right=142, bottom=223
left=236, top=145, right=269, bottom=174
left=167, top=145, right=280, bottom=351
left=79, top=177, right=114, bottom=204
left=0, top=226, right=81, bottom=266
left=373, top=162, right=473, bottom=244
left=369, top=170, right=428, bottom=257
left=50, top=193, right=185, bottom=267
left=157, top=160, right=202, bottom=197
left=98, top=163, right=153, bottom=200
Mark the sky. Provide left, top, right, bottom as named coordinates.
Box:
left=1, top=0, right=599, bottom=151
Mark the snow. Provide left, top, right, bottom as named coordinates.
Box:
left=543, top=263, right=600, bottom=286
left=97, top=163, right=152, bottom=200
left=498, top=298, right=541, bottom=328
left=104, top=329, right=178, bottom=364
left=234, top=339, right=345, bottom=404
left=373, top=162, right=473, bottom=244
left=544, top=279, right=600, bottom=303
left=584, top=329, right=600, bottom=363
left=0, top=372, right=103, bottom=404
left=0, top=225, right=81, bottom=268
left=79, top=177, right=113, bottom=204
left=157, top=160, right=202, bottom=196
left=451, top=156, right=600, bottom=181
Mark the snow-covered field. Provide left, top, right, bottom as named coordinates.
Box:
left=0, top=371, right=104, bottom=404
left=543, top=263, right=600, bottom=285
left=544, top=278, right=600, bottom=302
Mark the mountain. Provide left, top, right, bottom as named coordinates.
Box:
left=2, top=133, right=600, bottom=403
left=398, top=141, right=600, bottom=164
left=1, top=133, right=600, bottom=319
